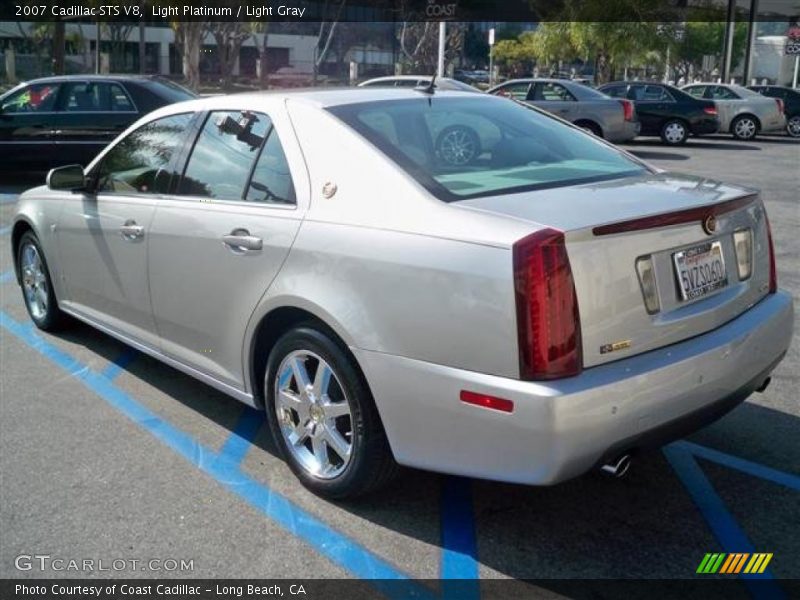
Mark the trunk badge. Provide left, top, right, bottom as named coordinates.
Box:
left=703, top=214, right=717, bottom=235
left=600, top=340, right=632, bottom=355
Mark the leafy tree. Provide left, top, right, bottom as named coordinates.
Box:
left=207, top=22, right=252, bottom=90
left=671, top=22, right=748, bottom=82
left=170, top=21, right=205, bottom=90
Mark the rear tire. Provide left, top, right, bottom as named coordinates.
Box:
left=731, top=115, right=758, bottom=140
left=264, top=325, right=398, bottom=499
left=576, top=120, right=603, bottom=138
left=786, top=115, right=800, bottom=138
left=17, top=231, right=66, bottom=331
left=660, top=119, right=688, bottom=145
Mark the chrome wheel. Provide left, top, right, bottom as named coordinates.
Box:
left=787, top=115, right=800, bottom=138
left=663, top=122, right=686, bottom=144
left=20, top=242, right=48, bottom=321
left=733, top=117, right=757, bottom=139
left=438, top=127, right=478, bottom=166
left=274, top=350, right=353, bottom=479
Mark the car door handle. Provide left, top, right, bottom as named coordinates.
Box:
left=120, top=221, right=145, bottom=241
left=222, top=230, right=262, bottom=253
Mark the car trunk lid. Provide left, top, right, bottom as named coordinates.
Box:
left=457, top=172, right=772, bottom=369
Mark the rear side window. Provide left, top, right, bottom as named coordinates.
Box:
left=245, top=129, right=296, bottom=204
left=61, top=81, right=127, bottom=112
left=96, top=113, right=192, bottom=194
left=179, top=111, right=270, bottom=200
left=709, top=86, right=740, bottom=100
left=535, top=82, right=575, bottom=101
left=493, top=82, right=532, bottom=101
left=0, top=82, right=60, bottom=113
left=685, top=86, right=706, bottom=98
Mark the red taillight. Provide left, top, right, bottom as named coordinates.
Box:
left=460, top=390, right=514, bottom=413
left=775, top=98, right=784, bottom=114
left=619, top=99, right=634, bottom=122
left=765, top=213, right=777, bottom=293
left=703, top=105, right=718, bottom=116
left=513, top=228, right=582, bottom=380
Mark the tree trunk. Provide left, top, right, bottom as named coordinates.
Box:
left=139, top=20, right=146, bottom=74
left=183, top=25, right=203, bottom=91
left=52, top=20, right=65, bottom=75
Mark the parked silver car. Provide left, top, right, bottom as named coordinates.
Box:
left=11, top=89, right=792, bottom=498
left=359, top=75, right=480, bottom=92
left=682, top=83, right=786, bottom=140
left=487, top=78, right=640, bottom=142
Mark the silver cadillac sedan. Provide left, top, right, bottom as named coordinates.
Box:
left=10, top=89, right=793, bottom=498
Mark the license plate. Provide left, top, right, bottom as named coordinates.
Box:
left=673, top=240, right=728, bottom=302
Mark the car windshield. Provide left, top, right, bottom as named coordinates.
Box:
left=327, top=96, right=646, bottom=201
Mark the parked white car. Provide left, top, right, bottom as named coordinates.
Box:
left=11, top=89, right=793, bottom=498
left=682, top=83, right=786, bottom=140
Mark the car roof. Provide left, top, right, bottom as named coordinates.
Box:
left=18, top=74, right=172, bottom=85
left=146, top=88, right=498, bottom=118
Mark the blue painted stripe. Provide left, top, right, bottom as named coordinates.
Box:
left=0, top=225, right=11, bottom=236
left=0, top=270, right=15, bottom=284
left=663, top=444, right=785, bottom=600
left=0, top=194, right=18, bottom=204
left=100, top=347, right=139, bottom=381
left=678, top=441, right=800, bottom=492
left=218, top=407, right=264, bottom=466
left=440, top=477, right=480, bottom=599
left=0, top=310, right=435, bottom=597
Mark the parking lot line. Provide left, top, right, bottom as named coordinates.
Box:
left=663, top=444, right=785, bottom=600
left=219, top=406, right=265, bottom=466
left=0, top=310, right=437, bottom=598
left=440, top=478, right=480, bottom=599
left=675, top=440, right=800, bottom=492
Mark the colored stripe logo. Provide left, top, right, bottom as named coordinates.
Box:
left=697, top=553, right=773, bottom=574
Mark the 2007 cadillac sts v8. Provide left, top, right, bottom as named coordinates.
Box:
left=11, top=89, right=793, bottom=498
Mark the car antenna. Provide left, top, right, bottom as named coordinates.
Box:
left=416, top=71, right=437, bottom=95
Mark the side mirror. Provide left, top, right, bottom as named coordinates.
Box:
left=47, top=165, right=86, bottom=191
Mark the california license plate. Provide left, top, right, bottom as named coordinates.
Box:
left=673, top=241, right=728, bottom=302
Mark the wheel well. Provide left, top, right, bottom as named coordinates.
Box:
left=574, top=119, right=603, bottom=136
left=10, top=221, right=34, bottom=283
left=249, top=307, right=356, bottom=408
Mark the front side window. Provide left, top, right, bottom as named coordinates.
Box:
left=179, top=111, right=270, bottom=201
left=95, top=113, right=192, bottom=194
left=328, top=96, right=647, bottom=201
left=0, top=83, right=60, bottom=113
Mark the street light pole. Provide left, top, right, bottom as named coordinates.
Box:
left=721, top=0, right=736, bottom=83
left=438, top=22, right=446, bottom=76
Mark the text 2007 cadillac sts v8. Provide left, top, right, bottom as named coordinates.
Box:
left=11, top=90, right=793, bottom=498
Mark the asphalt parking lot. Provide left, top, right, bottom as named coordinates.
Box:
left=1, top=134, right=798, bottom=597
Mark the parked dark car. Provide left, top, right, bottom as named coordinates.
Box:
left=0, top=75, right=196, bottom=171
left=748, top=85, right=800, bottom=138
left=599, top=81, right=719, bottom=145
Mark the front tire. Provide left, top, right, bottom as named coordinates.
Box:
left=17, top=231, right=66, bottom=331
left=264, top=325, right=398, bottom=499
left=660, top=119, right=688, bottom=145
left=731, top=115, right=758, bottom=140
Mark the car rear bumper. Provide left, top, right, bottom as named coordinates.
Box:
left=606, top=120, right=639, bottom=142
left=354, top=290, right=793, bottom=485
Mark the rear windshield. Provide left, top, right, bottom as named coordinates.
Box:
left=145, top=78, right=197, bottom=103
left=327, top=96, right=646, bottom=201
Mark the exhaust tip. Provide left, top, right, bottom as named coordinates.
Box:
left=600, top=454, right=632, bottom=478
left=756, top=376, right=771, bottom=393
